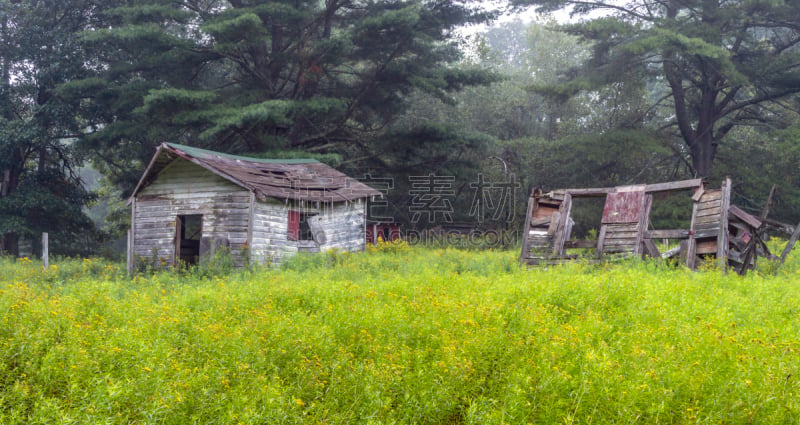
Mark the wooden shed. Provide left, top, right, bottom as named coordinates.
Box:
left=127, top=143, right=380, bottom=272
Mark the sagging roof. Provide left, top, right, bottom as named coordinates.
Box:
left=130, top=143, right=381, bottom=203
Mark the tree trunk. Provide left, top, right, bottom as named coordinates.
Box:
left=2, top=232, right=19, bottom=257
left=690, top=131, right=716, bottom=177
left=1, top=166, right=21, bottom=256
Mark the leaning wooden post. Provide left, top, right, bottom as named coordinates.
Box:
left=717, top=177, right=731, bottom=271
left=42, top=232, right=49, bottom=270
left=127, top=229, right=133, bottom=275
left=779, top=221, right=800, bottom=265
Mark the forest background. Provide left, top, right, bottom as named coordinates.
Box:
left=0, top=0, right=798, bottom=258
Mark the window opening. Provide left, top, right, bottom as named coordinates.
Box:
left=288, top=210, right=318, bottom=241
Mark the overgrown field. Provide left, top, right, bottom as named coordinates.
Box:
left=2, top=246, right=800, bottom=424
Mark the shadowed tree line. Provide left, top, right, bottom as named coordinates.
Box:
left=0, top=0, right=798, bottom=256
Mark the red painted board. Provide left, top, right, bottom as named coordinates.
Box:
left=602, top=190, right=646, bottom=224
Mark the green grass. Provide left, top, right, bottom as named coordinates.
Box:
left=2, top=247, right=800, bottom=424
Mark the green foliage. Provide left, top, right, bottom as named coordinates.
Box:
left=3, top=248, right=800, bottom=423
left=68, top=0, right=501, bottom=195
left=514, top=0, right=800, bottom=176
left=0, top=0, right=122, bottom=256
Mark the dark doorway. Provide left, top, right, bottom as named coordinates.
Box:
left=176, top=214, right=202, bottom=265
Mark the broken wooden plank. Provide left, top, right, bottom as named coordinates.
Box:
left=547, top=179, right=702, bottom=199
left=696, top=239, right=718, bottom=255
left=699, top=190, right=723, bottom=202
left=693, top=229, right=720, bottom=239
left=764, top=218, right=795, bottom=235
left=662, top=245, right=682, bottom=259
left=687, top=196, right=699, bottom=270
left=779, top=220, right=800, bottom=264
left=530, top=216, right=553, bottom=227
left=604, top=238, right=640, bottom=246
left=644, top=229, right=692, bottom=239
left=635, top=194, right=653, bottom=256
left=604, top=231, right=640, bottom=240
left=695, top=215, right=722, bottom=225
left=533, top=204, right=560, bottom=218
left=728, top=205, right=762, bottom=230
left=604, top=223, right=640, bottom=232
left=643, top=239, right=660, bottom=258
left=519, top=190, right=537, bottom=264
left=644, top=179, right=703, bottom=193
left=596, top=225, right=608, bottom=257
left=697, top=201, right=722, bottom=217
left=564, top=240, right=598, bottom=249
left=717, top=177, right=731, bottom=270
left=603, top=244, right=638, bottom=253
left=692, top=185, right=705, bottom=201
left=551, top=193, right=573, bottom=257
left=760, top=184, right=777, bottom=220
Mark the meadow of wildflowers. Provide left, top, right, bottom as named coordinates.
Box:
left=1, top=247, right=799, bottom=424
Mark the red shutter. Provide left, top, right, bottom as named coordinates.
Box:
left=288, top=210, right=300, bottom=241
left=366, top=225, right=374, bottom=244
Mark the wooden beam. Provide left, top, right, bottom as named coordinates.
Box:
left=128, top=198, right=136, bottom=275
left=596, top=225, right=608, bottom=257
left=519, top=191, right=536, bottom=264
left=552, top=193, right=573, bottom=257
left=780, top=220, right=800, bottom=265
left=542, top=179, right=703, bottom=201
left=764, top=218, right=795, bottom=235
left=717, top=177, right=731, bottom=270
left=564, top=240, right=598, bottom=249
left=687, top=196, right=699, bottom=270
left=738, top=238, right=756, bottom=275
left=760, top=184, right=777, bottom=220
left=634, top=193, right=652, bottom=256
left=729, top=205, right=762, bottom=229
left=642, top=239, right=660, bottom=258
left=529, top=216, right=552, bottom=227
left=692, top=185, right=705, bottom=202
left=645, top=178, right=704, bottom=193
left=644, top=229, right=692, bottom=239
left=548, top=188, right=612, bottom=198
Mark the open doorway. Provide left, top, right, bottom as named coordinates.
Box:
left=176, top=214, right=202, bottom=266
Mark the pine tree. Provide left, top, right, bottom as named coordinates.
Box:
left=515, top=0, right=800, bottom=177
left=68, top=0, right=500, bottom=192
left=0, top=0, right=109, bottom=256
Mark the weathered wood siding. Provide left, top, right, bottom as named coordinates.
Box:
left=315, top=199, right=367, bottom=252
left=249, top=198, right=291, bottom=265
left=132, top=159, right=251, bottom=268
left=249, top=198, right=367, bottom=266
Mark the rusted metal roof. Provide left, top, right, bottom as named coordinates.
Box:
left=130, top=143, right=381, bottom=203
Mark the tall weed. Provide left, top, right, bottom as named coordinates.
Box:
left=1, top=248, right=800, bottom=423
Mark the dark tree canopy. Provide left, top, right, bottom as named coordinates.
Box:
left=515, top=0, right=800, bottom=177
left=66, top=0, right=500, bottom=193
left=0, top=0, right=108, bottom=256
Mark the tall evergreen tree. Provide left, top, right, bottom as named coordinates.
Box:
left=68, top=0, right=500, bottom=192
left=514, top=0, right=800, bottom=177
left=0, top=0, right=112, bottom=256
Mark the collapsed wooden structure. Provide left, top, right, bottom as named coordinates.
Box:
left=520, top=178, right=799, bottom=273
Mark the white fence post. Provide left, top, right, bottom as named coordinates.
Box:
left=42, top=232, right=49, bottom=270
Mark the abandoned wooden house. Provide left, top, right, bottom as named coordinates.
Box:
left=127, top=143, right=381, bottom=272
left=520, top=178, right=799, bottom=274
